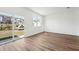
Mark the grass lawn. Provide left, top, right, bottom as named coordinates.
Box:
left=14, top=30, right=24, bottom=36
left=0, top=30, right=24, bottom=39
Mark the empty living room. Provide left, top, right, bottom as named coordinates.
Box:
left=0, top=7, right=79, bottom=51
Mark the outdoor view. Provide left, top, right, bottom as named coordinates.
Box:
left=0, top=15, right=24, bottom=40
left=14, top=18, right=24, bottom=38
left=0, top=16, right=13, bottom=40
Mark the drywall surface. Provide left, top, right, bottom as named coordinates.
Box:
left=0, top=7, right=44, bottom=37
left=45, top=8, right=79, bottom=36
left=76, top=9, right=79, bottom=36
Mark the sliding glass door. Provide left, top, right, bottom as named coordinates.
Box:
left=14, top=18, right=24, bottom=38
left=0, top=14, right=24, bottom=41
left=0, top=15, right=13, bottom=40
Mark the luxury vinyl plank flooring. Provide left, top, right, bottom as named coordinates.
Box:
left=0, top=32, right=79, bottom=51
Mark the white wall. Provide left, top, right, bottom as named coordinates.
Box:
left=76, top=9, right=79, bottom=36
left=45, top=8, right=79, bottom=36
left=0, top=7, right=44, bottom=37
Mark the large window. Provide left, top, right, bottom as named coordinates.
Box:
left=0, top=16, right=13, bottom=40
left=0, top=14, right=24, bottom=41
left=14, top=18, right=24, bottom=38
left=32, top=16, right=41, bottom=27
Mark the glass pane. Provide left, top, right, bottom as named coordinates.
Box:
left=0, top=16, right=13, bottom=40
left=32, top=16, right=41, bottom=27
left=14, top=18, right=24, bottom=38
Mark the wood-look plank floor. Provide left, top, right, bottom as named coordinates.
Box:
left=0, top=32, right=79, bottom=51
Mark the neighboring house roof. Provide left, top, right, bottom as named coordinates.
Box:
left=18, top=24, right=24, bottom=30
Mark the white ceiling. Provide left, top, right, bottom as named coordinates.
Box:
left=29, top=7, right=78, bottom=16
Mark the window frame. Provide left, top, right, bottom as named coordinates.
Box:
left=32, top=16, right=42, bottom=27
